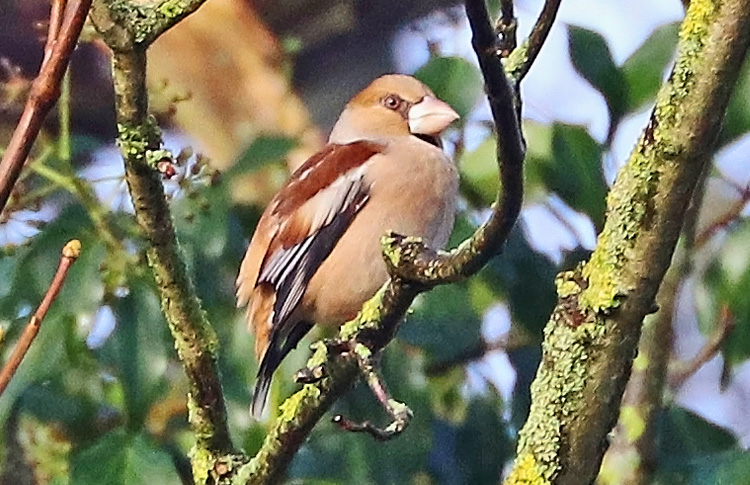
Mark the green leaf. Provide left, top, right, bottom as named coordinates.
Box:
left=485, top=228, right=557, bottom=335
left=568, top=26, right=628, bottom=128
left=400, top=283, right=483, bottom=366
left=415, top=56, right=484, bottom=120
left=228, top=136, right=296, bottom=178
left=658, top=406, right=737, bottom=468
left=622, top=22, right=679, bottom=111
left=720, top=57, right=750, bottom=146
left=697, top=219, right=750, bottom=365
left=536, top=123, right=607, bottom=227
left=98, top=278, right=170, bottom=426
left=685, top=450, right=750, bottom=485
left=460, top=135, right=500, bottom=205
left=71, top=429, right=181, bottom=485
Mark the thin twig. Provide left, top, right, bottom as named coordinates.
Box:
left=669, top=304, right=735, bottom=389
left=384, top=0, right=526, bottom=285
left=0, top=239, right=81, bottom=397
left=505, top=0, right=562, bottom=83
left=0, top=0, right=92, bottom=214
left=43, top=0, right=67, bottom=65
left=496, top=0, right=517, bottom=57
left=694, top=183, right=750, bottom=247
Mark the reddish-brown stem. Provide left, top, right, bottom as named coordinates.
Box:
left=0, top=239, right=81, bottom=396
left=669, top=304, right=736, bottom=389
left=0, top=0, right=92, bottom=214
left=43, top=0, right=67, bottom=64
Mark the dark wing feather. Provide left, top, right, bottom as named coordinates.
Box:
left=240, top=142, right=382, bottom=418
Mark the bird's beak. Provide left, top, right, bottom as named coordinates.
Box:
left=408, top=96, right=460, bottom=136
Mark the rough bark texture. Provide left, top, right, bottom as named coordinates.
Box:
left=504, top=0, right=750, bottom=483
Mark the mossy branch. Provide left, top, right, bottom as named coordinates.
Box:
left=90, top=0, right=232, bottom=477
left=504, top=0, right=750, bottom=483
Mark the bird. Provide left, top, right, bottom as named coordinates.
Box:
left=236, top=74, right=460, bottom=418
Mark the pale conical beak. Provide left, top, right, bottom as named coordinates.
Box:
left=407, top=96, right=460, bottom=136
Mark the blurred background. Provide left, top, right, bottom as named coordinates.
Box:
left=1, top=0, right=750, bottom=483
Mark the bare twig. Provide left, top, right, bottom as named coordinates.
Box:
left=0, top=240, right=81, bottom=397
left=383, top=0, right=526, bottom=285
left=496, top=0, right=517, bottom=57
left=0, top=0, right=92, bottom=214
left=694, top=183, right=750, bottom=247
left=505, top=0, right=562, bottom=83
left=669, top=304, right=735, bottom=389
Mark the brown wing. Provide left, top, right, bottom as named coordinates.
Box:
left=235, top=141, right=383, bottom=417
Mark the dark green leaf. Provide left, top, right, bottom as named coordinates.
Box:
left=536, top=124, right=607, bottom=227
left=622, top=23, right=679, bottom=111
left=98, top=278, right=170, bottom=426
left=228, top=136, right=296, bottom=178
left=568, top=26, right=628, bottom=128
left=720, top=57, right=750, bottom=146
left=415, top=56, right=484, bottom=120
left=658, top=406, right=737, bottom=469
left=697, top=220, right=750, bottom=365
left=71, top=429, right=181, bottom=485
left=400, top=283, right=483, bottom=366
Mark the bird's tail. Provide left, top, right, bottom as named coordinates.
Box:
left=251, top=361, right=273, bottom=419
left=251, top=320, right=314, bottom=420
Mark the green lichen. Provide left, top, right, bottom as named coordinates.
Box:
left=339, top=286, right=387, bottom=340
left=509, top=309, right=605, bottom=482
left=579, top=0, right=718, bottom=314
left=306, top=341, right=329, bottom=368
left=189, top=443, right=213, bottom=485
left=554, top=271, right=582, bottom=298
left=116, top=116, right=162, bottom=164
left=353, top=343, right=372, bottom=360
left=504, top=452, right=548, bottom=485
left=619, top=405, right=646, bottom=443
left=278, top=385, right=320, bottom=422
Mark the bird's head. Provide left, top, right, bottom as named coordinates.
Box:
left=329, top=74, right=459, bottom=146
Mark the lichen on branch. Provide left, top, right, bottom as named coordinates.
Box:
left=504, top=0, right=750, bottom=483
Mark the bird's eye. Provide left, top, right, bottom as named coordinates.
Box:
left=383, top=95, right=402, bottom=110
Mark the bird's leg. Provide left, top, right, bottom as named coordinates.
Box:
left=294, top=338, right=352, bottom=384
left=332, top=346, right=412, bottom=441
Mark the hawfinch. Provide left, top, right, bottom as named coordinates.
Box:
left=236, top=74, right=460, bottom=418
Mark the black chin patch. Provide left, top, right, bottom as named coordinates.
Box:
left=414, top=133, right=442, bottom=148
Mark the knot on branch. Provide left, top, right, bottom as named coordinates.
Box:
left=380, top=232, right=457, bottom=286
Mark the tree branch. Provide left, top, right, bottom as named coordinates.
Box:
left=597, top=166, right=708, bottom=485
left=0, top=0, right=92, bottom=214
left=505, top=0, right=562, bottom=83
left=383, top=0, right=526, bottom=285
left=669, top=304, right=735, bottom=389
left=503, top=1, right=750, bottom=483
left=0, top=240, right=81, bottom=397
left=90, top=1, right=231, bottom=477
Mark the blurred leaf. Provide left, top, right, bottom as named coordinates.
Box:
left=697, top=220, right=750, bottom=365
left=71, top=429, right=181, bottom=484
left=485, top=228, right=557, bottom=335
left=658, top=406, right=737, bottom=469
left=684, top=450, right=750, bottom=485
left=536, top=124, right=607, bottom=228
left=98, top=278, right=171, bottom=427
left=400, top=283, right=483, bottom=366
left=460, top=135, right=499, bottom=205
left=721, top=57, right=750, bottom=146
left=290, top=341, right=434, bottom=483
left=622, top=22, right=679, bottom=111
left=568, top=26, right=627, bottom=129
left=415, top=56, right=484, bottom=120
left=228, top=136, right=296, bottom=178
